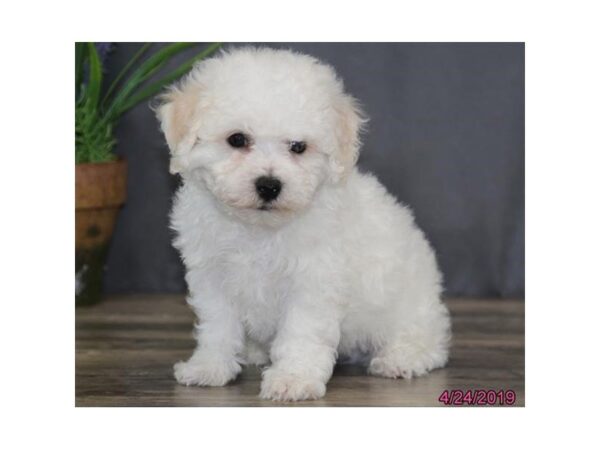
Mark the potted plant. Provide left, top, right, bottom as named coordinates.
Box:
left=75, top=42, right=221, bottom=305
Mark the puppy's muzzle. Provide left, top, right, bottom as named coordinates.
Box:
left=255, top=176, right=282, bottom=202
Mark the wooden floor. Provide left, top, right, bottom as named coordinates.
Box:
left=76, top=295, right=524, bottom=407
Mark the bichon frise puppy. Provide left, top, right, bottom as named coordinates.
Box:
left=156, top=47, right=451, bottom=401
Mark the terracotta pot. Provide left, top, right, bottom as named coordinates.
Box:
left=75, top=159, right=127, bottom=305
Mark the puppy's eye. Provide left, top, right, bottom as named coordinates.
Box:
left=227, top=133, right=249, bottom=148
left=289, top=141, right=307, bottom=154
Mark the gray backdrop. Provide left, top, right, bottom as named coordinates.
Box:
left=103, top=43, right=524, bottom=298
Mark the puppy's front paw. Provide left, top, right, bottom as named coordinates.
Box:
left=174, top=355, right=241, bottom=387
left=260, top=368, right=326, bottom=401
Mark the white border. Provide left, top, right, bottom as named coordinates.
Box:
left=2, top=1, right=599, bottom=448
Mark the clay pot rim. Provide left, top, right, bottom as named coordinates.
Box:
left=76, top=157, right=127, bottom=169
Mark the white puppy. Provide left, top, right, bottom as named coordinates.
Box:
left=156, top=47, right=451, bottom=401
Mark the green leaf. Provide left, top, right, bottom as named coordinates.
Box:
left=75, top=42, right=87, bottom=101
left=115, top=42, right=222, bottom=116
left=103, top=42, right=196, bottom=122
left=86, top=43, right=103, bottom=108
left=76, top=97, right=116, bottom=163
left=102, top=42, right=152, bottom=108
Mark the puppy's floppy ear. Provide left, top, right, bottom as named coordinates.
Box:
left=331, top=93, right=367, bottom=182
left=155, top=86, right=200, bottom=174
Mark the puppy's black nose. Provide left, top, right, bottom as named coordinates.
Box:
left=255, top=176, right=282, bottom=202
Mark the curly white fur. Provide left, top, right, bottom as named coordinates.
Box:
left=156, top=47, right=451, bottom=401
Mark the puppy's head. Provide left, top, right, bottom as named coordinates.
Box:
left=156, top=47, right=366, bottom=224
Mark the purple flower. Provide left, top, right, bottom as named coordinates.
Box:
left=94, top=43, right=113, bottom=65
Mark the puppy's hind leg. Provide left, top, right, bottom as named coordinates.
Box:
left=368, top=301, right=451, bottom=379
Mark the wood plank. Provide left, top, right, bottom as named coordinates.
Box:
left=76, top=295, right=524, bottom=407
